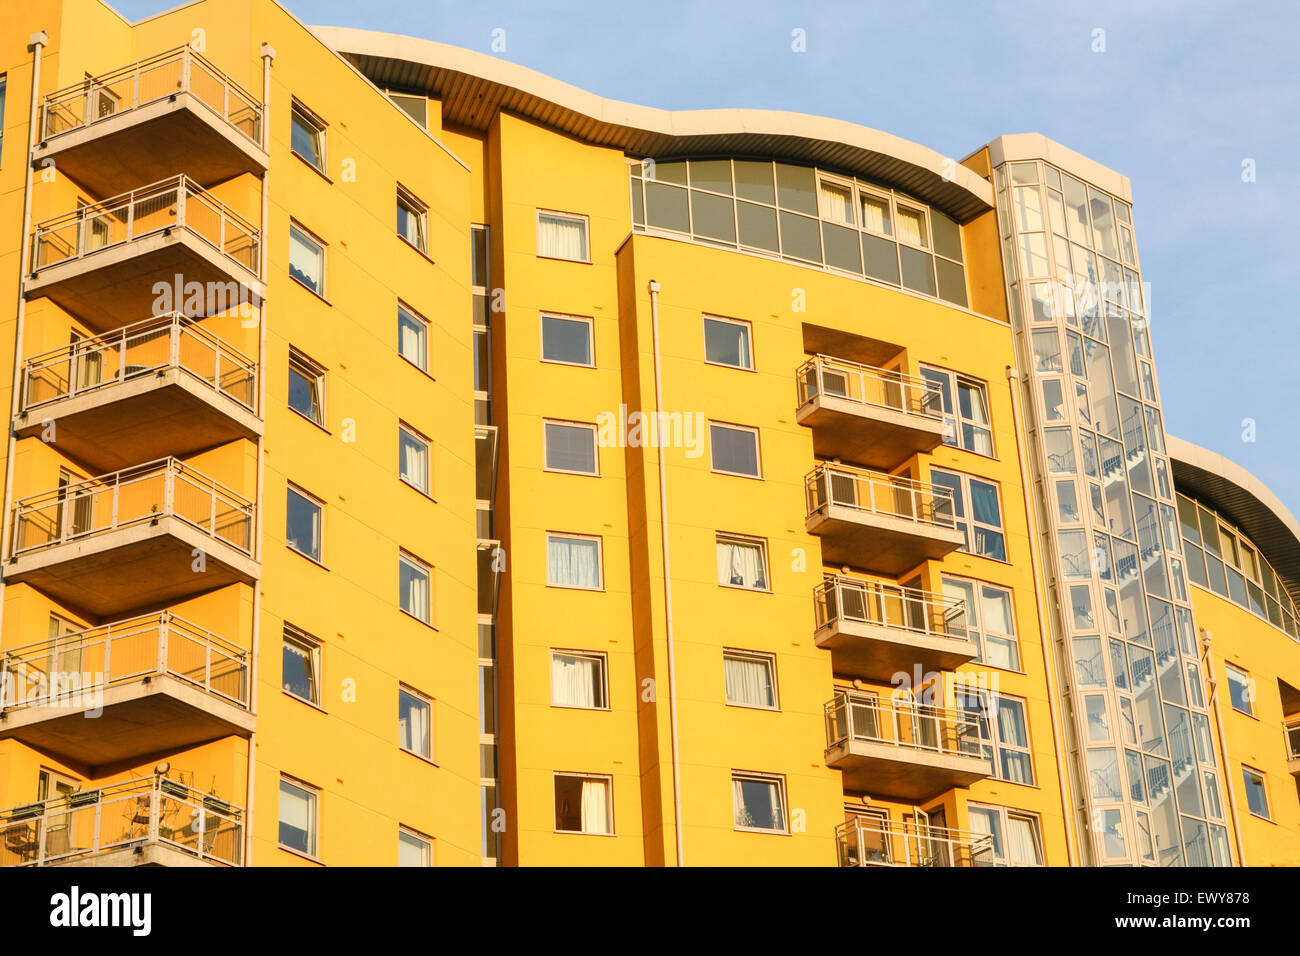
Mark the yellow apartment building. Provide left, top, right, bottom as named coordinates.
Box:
left=0, top=0, right=1295, bottom=867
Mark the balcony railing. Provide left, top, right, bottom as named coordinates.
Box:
left=21, top=313, right=257, bottom=414
left=1285, top=716, right=1300, bottom=761
left=41, top=46, right=262, bottom=145
left=0, top=776, right=242, bottom=867
left=815, top=576, right=967, bottom=640
left=826, top=691, right=984, bottom=757
left=797, top=355, right=943, bottom=419
left=30, top=175, right=260, bottom=275
left=835, top=815, right=994, bottom=867
left=11, top=458, right=254, bottom=557
left=805, top=463, right=956, bottom=528
left=0, top=612, right=248, bottom=714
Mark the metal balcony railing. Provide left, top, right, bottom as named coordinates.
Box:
left=20, top=313, right=257, bottom=414
left=0, top=776, right=242, bottom=867
left=41, top=46, right=262, bottom=145
left=11, top=458, right=254, bottom=557
left=815, top=575, right=967, bottom=640
left=797, top=354, right=943, bottom=419
left=30, top=175, right=260, bottom=275
left=825, top=691, right=984, bottom=757
left=1285, top=716, right=1300, bottom=761
left=0, top=611, right=249, bottom=714
left=835, top=815, right=995, bottom=867
left=805, top=462, right=956, bottom=528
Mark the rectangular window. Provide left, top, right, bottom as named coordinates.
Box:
left=930, top=469, right=1006, bottom=561
left=0, top=76, right=6, bottom=166
left=543, top=420, right=599, bottom=475
left=397, top=185, right=428, bottom=254
left=289, top=222, right=325, bottom=295
left=732, top=772, right=787, bottom=833
left=1225, top=663, right=1253, bottom=716
left=703, top=315, right=753, bottom=370
left=399, top=551, right=432, bottom=623
left=397, top=301, right=429, bottom=371
left=399, top=423, right=431, bottom=494
left=716, top=533, right=768, bottom=591
left=282, top=626, right=320, bottom=705
left=288, top=347, right=325, bottom=425
left=537, top=210, right=589, bottom=262
left=398, top=827, right=432, bottom=866
left=546, top=533, right=603, bottom=590
left=968, top=804, right=1044, bottom=866
left=895, top=204, right=929, bottom=248
left=278, top=777, right=318, bottom=857
left=554, top=773, right=612, bottom=834
left=957, top=689, right=1034, bottom=785
left=290, top=100, right=326, bottom=172
left=942, top=576, right=1020, bottom=670
left=723, top=650, right=778, bottom=710
left=540, top=313, right=593, bottom=366
left=551, top=650, right=609, bottom=709
left=398, top=685, right=432, bottom=759
left=387, top=92, right=427, bottom=128
left=709, top=422, right=761, bottom=477
left=920, top=366, right=993, bottom=456
left=286, top=484, right=323, bottom=562
left=1243, top=766, right=1270, bottom=819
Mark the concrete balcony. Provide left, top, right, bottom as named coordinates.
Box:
left=0, top=612, right=252, bottom=768
left=835, top=815, right=994, bottom=867
left=805, top=463, right=963, bottom=575
left=814, top=576, right=978, bottom=683
left=16, top=313, right=261, bottom=473
left=824, top=691, right=991, bottom=801
left=0, top=775, right=242, bottom=867
left=27, top=176, right=262, bottom=333
left=35, top=46, right=266, bottom=196
left=8, top=458, right=257, bottom=618
left=797, top=355, right=946, bottom=468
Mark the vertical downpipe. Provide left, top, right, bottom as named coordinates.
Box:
left=1201, top=628, right=1247, bottom=865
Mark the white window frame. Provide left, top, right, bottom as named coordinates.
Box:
left=941, top=574, right=1021, bottom=672
left=536, top=209, right=590, bottom=263
left=731, top=771, right=788, bottom=834
left=1242, top=765, right=1271, bottom=821
left=397, top=300, right=430, bottom=372
left=545, top=532, right=604, bottom=591
left=399, top=550, right=433, bottom=624
left=708, top=421, right=762, bottom=479
left=540, top=312, right=595, bottom=368
left=967, top=802, right=1045, bottom=866
left=553, top=772, right=613, bottom=835
left=920, top=364, right=995, bottom=457
left=894, top=202, right=931, bottom=250
left=543, top=420, right=600, bottom=476
left=397, top=184, right=429, bottom=254
left=931, top=468, right=1007, bottom=562
left=816, top=173, right=857, bottom=226
left=715, top=532, right=770, bottom=592
left=282, top=625, right=322, bottom=707
left=722, top=649, right=779, bottom=711
left=398, top=826, right=433, bottom=866
left=288, top=220, right=326, bottom=296
left=289, top=99, right=326, bottom=173
left=399, top=422, right=431, bottom=495
left=398, top=683, right=433, bottom=760
left=278, top=775, right=319, bottom=858
left=958, top=688, right=1034, bottom=786
left=702, top=314, right=755, bottom=371
left=1225, top=663, right=1254, bottom=717
left=288, top=347, right=326, bottom=426
left=549, top=649, right=610, bottom=711
left=286, top=483, right=323, bottom=563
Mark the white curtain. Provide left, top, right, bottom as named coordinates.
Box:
left=401, top=559, right=430, bottom=621
left=289, top=229, right=322, bottom=292
left=400, top=694, right=430, bottom=754
left=716, top=539, right=765, bottom=589
left=549, top=536, right=600, bottom=588
left=724, top=655, right=773, bottom=708
left=818, top=183, right=853, bottom=224
left=401, top=433, right=428, bottom=490
left=980, top=586, right=1013, bottom=635
left=580, top=779, right=609, bottom=834
left=538, top=215, right=586, bottom=260
left=896, top=207, right=925, bottom=246
left=1007, top=816, right=1041, bottom=865
left=552, top=654, right=599, bottom=708
left=860, top=196, right=891, bottom=236
left=398, top=308, right=425, bottom=364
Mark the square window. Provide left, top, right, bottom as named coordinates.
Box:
left=290, top=101, right=325, bottom=172
left=398, top=685, right=432, bottom=759
left=397, top=185, right=428, bottom=254
left=286, top=484, right=322, bottom=562
left=551, top=650, right=609, bottom=709
left=543, top=421, right=598, bottom=475
left=1226, top=664, right=1253, bottom=716
left=400, top=551, right=432, bottom=623
left=547, top=533, right=602, bottom=590
left=288, top=347, right=325, bottom=425
left=282, top=626, right=320, bottom=705
left=709, top=422, right=761, bottom=477
left=920, top=366, right=993, bottom=456
left=397, top=302, right=429, bottom=371
left=859, top=191, right=892, bottom=237
left=289, top=222, right=325, bottom=295
left=931, top=469, right=1006, bottom=561
left=388, top=92, right=427, bottom=128
left=1243, top=766, right=1270, bottom=819
left=895, top=204, right=929, bottom=248
left=723, top=650, right=778, bottom=710
left=732, top=772, right=786, bottom=832
left=554, top=773, right=612, bottom=834
left=399, top=423, right=431, bottom=494
left=537, top=210, right=589, bottom=262
left=278, top=777, right=318, bottom=856
left=716, top=533, right=768, bottom=591
left=541, top=313, right=593, bottom=366
left=703, top=315, right=753, bottom=370
left=398, top=827, right=432, bottom=866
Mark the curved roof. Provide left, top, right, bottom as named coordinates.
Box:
left=1168, top=436, right=1300, bottom=595
left=311, top=26, right=995, bottom=222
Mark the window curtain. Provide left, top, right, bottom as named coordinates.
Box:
left=733, top=778, right=780, bottom=830
left=552, top=654, right=599, bottom=708
left=896, top=208, right=925, bottom=246
left=968, top=807, right=1003, bottom=862
left=400, top=695, right=429, bottom=754
left=724, top=655, right=773, bottom=707
left=548, top=536, right=599, bottom=588
left=401, top=434, right=428, bottom=489
left=289, top=230, right=322, bottom=292
left=818, top=184, right=853, bottom=224
left=717, top=540, right=765, bottom=589
left=546, top=424, right=594, bottom=473
left=860, top=196, right=890, bottom=235
left=539, top=215, right=586, bottom=260
left=401, top=560, right=429, bottom=620
left=579, top=779, right=609, bottom=834
left=398, top=310, right=425, bottom=363
left=279, top=784, right=313, bottom=852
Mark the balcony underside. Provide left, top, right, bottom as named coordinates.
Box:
left=6, top=520, right=258, bottom=618
left=26, top=233, right=262, bottom=334
left=0, top=675, right=253, bottom=770
left=826, top=740, right=991, bottom=802
left=798, top=398, right=945, bottom=469
left=36, top=94, right=268, bottom=196
left=815, top=621, right=979, bottom=684
left=807, top=506, right=963, bottom=576
left=1289, top=757, right=1300, bottom=777
left=43, top=842, right=222, bottom=867
left=16, top=371, right=261, bottom=473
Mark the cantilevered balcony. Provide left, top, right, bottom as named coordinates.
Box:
left=36, top=46, right=266, bottom=196
left=796, top=355, right=945, bottom=468
left=814, top=576, right=978, bottom=683
left=835, top=815, right=994, bottom=867
left=27, top=176, right=262, bottom=332
left=824, top=691, right=991, bottom=801
left=1285, top=717, right=1300, bottom=776
left=16, top=314, right=261, bottom=473
left=0, top=776, right=242, bottom=867
left=0, top=612, right=252, bottom=767
left=805, top=463, right=962, bottom=575
left=8, top=459, right=257, bottom=617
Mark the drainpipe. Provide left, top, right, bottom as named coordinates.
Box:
left=1005, top=366, right=1079, bottom=866
left=1201, top=628, right=1247, bottom=866
left=0, top=32, right=49, bottom=651
left=647, top=279, right=684, bottom=866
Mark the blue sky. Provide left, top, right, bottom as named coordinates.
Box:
left=116, top=0, right=1300, bottom=508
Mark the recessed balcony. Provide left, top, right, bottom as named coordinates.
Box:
left=35, top=46, right=266, bottom=196
left=27, top=176, right=262, bottom=333
left=796, top=355, right=946, bottom=468
left=835, top=815, right=994, bottom=867
left=7, top=458, right=257, bottom=618
left=814, top=576, right=978, bottom=682
left=0, top=612, right=252, bottom=768
left=0, top=775, right=242, bottom=867
left=805, top=463, right=963, bottom=575
left=1285, top=717, right=1300, bottom=776
left=824, top=691, right=991, bottom=801
left=15, top=313, right=261, bottom=473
